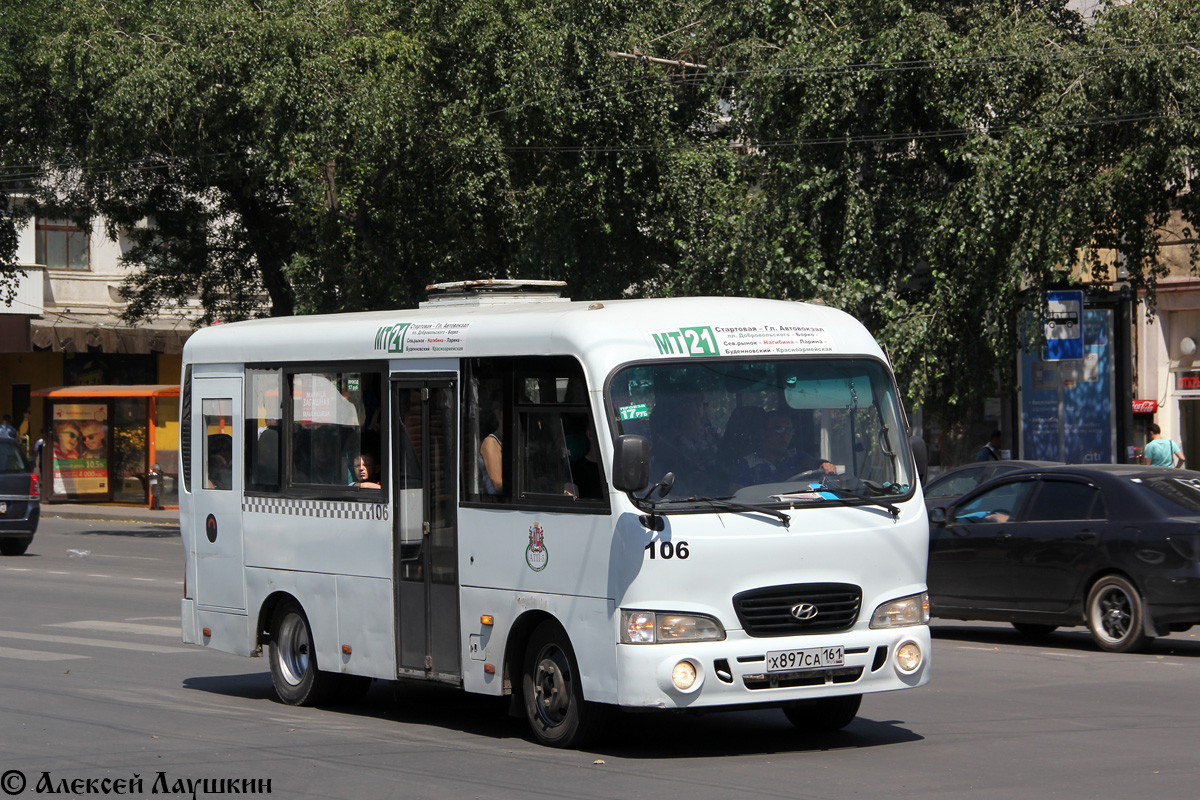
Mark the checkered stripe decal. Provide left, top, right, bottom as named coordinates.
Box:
left=242, top=496, right=378, bottom=520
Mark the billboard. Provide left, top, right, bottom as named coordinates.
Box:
left=1020, top=308, right=1115, bottom=463
left=51, top=402, right=109, bottom=495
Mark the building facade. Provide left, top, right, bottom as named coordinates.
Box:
left=1, top=202, right=198, bottom=500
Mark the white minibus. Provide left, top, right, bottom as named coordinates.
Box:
left=179, top=281, right=931, bottom=747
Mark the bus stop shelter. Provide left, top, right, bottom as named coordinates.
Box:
left=33, top=384, right=180, bottom=509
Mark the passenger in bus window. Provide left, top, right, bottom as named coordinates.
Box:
left=207, top=433, right=233, bottom=490
left=479, top=406, right=503, bottom=494
left=351, top=451, right=381, bottom=489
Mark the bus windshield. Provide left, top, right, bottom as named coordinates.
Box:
left=609, top=358, right=914, bottom=505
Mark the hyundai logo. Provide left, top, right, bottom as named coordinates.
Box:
left=790, top=603, right=819, bottom=620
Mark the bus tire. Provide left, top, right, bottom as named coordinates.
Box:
left=522, top=620, right=607, bottom=748
left=269, top=600, right=334, bottom=706
left=1087, top=575, right=1152, bottom=653
left=782, top=694, right=862, bottom=732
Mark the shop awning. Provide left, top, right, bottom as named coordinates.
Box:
left=29, top=311, right=192, bottom=354
left=33, top=384, right=180, bottom=398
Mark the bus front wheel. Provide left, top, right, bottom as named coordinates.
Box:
left=522, top=621, right=607, bottom=748
left=269, top=600, right=335, bottom=706
left=782, top=694, right=862, bottom=732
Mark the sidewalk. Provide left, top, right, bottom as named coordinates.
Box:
left=41, top=502, right=180, bottom=525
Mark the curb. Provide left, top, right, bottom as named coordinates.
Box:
left=42, top=505, right=180, bottom=526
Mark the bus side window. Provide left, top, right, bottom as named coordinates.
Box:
left=245, top=369, right=282, bottom=493
left=463, top=361, right=511, bottom=502
left=287, top=371, right=383, bottom=491
left=202, top=399, right=234, bottom=491
left=463, top=356, right=607, bottom=509
left=519, top=410, right=572, bottom=496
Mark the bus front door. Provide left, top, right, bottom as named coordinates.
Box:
left=393, top=379, right=460, bottom=683
left=191, top=377, right=245, bottom=611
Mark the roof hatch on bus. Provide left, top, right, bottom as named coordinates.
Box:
left=420, top=279, right=570, bottom=308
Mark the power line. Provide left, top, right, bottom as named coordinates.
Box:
left=0, top=109, right=1186, bottom=189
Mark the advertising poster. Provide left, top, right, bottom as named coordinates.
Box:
left=52, top=402, right=109, bottom=495
left=1020, top=309, right=1115, bottom=463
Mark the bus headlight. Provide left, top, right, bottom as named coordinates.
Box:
left=869, top=593, right=930, bottom=629
left=621, top=610, right=726, bottom=644
left=896, top=640, right=923, bottom=673
left=672, top=660, right=698, bottom=690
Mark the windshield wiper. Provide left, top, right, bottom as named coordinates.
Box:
left=685, top=496, right=791, bottom=527
left=805, top=485, right=899, bottom=518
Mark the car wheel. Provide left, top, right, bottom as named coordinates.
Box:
left=1087, top=575, right=1152, bottom=653
left=1011, top=622, right=1057, bottom=637
left=522, top=620, right=607, bottom=748
left=0, top=539, right=30, bottom=556
left=782, top=694, right=862, bottom=732
left=269, top=600, right=336, bottom=706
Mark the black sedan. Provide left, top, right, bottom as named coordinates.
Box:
left=924, top=460, right=1060, bottom=516
left=0, top=436, right=39, bottom=555
left=928, top=464, right=1200, bottom=653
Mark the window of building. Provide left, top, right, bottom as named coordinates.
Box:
left=35, top=218, right=90, bottom=270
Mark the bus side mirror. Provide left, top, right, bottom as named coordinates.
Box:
left=909, top=434, right=928, bottom=485
left=612, top=435, right=650, bottom=493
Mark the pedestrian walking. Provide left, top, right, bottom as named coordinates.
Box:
left=975, top=430, right=1002, bottom=462
left=1143, top=423, right=1185, bottom=468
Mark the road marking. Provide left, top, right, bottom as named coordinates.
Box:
left=4, top=568, right=31, bottom=572
left=48, top=620, right=179, bottom=637
left=0, top=630, right=192, bottom=654
left=0, top=646, right=88, bottom=662
left=46, top=571, right=69, bottom=575
left=130, top=578, right=157, bottom=582
left=86, top=574, right=112, bottom=578
left=89, top=554, right=164, bottom=562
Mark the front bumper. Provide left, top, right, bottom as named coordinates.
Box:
left=613, top=624, right=931, bottom=709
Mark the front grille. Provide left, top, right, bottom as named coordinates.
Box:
left=733, top=583, right=862, bottom=637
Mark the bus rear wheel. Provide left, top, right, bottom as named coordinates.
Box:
left=522, top=621, right=607, bottom=748
left=782, top=694, right=862, bottom=732
left=269, top=600, right=336, bottom=706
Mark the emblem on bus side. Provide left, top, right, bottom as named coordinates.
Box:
left=526, top=523, right=549, bottom=572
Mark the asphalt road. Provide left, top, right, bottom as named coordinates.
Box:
left=2, top=517, right=1199, bottom=799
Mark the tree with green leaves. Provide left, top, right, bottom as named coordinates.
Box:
left=652, top=0, right=1200, bottom=427
left=6, top=0, right=714, bottom=322
left=3, top=0, right=1198, bottom=435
